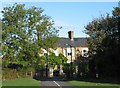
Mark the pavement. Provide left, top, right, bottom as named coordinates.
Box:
left=40, top=77, right=76, bottom=88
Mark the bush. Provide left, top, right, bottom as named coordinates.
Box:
left=2, top=68, right=18, bottom=80
left=63, top=63, right=76, bottom=78
left=2, top=67, right=35, bottom=80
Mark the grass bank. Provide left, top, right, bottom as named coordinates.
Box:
left=68, top=80, right=120, bottom=88
left=2, top=78, right=41, bottom=88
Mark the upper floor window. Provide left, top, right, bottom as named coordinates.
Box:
left=68, top=53, right=72, bottom=56
left=83, top=50, right=87, bottom=52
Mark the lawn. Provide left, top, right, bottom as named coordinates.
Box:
left=2, top=78, right=41, bottom=88
left=68, top=80, right=120, bottom=88
left=0, top=80, right=2, bottom=88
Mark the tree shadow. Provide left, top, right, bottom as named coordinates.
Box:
left=33, top=76, right=65, bottom=81
left=64, top=77, right=120, bottom=85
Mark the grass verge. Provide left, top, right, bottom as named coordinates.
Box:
left=68, top=80, right=120, bottom=88
left=2, top=78, right=41, bottom=88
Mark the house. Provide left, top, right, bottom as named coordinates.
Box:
left=56, top=31, right=88, bottom=63
left=43, top=31, right=88, bottom=77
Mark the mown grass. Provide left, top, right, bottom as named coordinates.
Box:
left=2, top=78, right=41, bottom=88
left=68, top=80, right=120, bottom=88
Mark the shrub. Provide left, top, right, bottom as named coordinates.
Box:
left=2, top=68, right=18, bottom=80
left=2, top=67, right=35, bottom=80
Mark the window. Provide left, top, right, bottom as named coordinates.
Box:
left=84, top=53, right=88, bottom=57
left=44, top=53, right=47, bottom=56
left=68, top=53, right=72, bottom=56
left=83, top=50, right=87, bottom=52
left=57, top=65, right=60, bottom=69
left=82, top=49, right=88, bottom=57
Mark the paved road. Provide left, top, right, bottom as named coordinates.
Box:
left=40, top=77, right=75, bottom=88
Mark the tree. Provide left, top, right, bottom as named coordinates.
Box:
left=63, top=63, right=76, bottom=78
left=76, top=55, right=89, bottom=78
left=48, top=53, right=67, bottom=68
left=57, top=53, right=67, bottom=65
left=85, top=7, right=120, bottom=79
left=2, top=3, right=59, bottom=70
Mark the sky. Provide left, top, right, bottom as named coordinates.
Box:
left=1, top=2, right=119, bottom=37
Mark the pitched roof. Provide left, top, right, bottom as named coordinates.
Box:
left=57, top=37, right=88, bottom=47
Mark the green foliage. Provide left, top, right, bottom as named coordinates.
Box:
left=2, top=68, right=17, bottom=80
left=63, top=63, right=76, bottom=78
left=48, top=53, right=67, bottom=68
left=76, top=56, right=89, bottom=77
left=48, top=53, right=57, bottom=68
left=58, top=53, right=68, bottom=64
left=2, top=67, right=35, bottom=79
left=2, top=3, right=59, bottom=76
left=85, top=7, right=120, bottom=79
left=63, top=63, right=71, bottom=78
left=35, top=56, right=46, bottom=70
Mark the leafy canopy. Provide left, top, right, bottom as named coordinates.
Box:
left=2, top=3, right=59, bottom=68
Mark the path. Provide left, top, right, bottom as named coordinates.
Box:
left=40, top=77, right=75, bottom=88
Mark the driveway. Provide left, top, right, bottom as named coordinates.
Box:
left=40, top=77, right=75, bottom=88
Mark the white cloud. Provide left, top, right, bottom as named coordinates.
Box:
left=54, top=20, right=78, bottom=30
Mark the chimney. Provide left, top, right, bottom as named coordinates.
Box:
left=68, top=31, right=74, bottom=40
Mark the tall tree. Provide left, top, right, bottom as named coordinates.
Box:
left=85, top=7, right=120, bottom=79
left=2, top=3, right=59, bottom=69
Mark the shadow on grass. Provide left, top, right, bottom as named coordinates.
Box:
left=33, top=76, right=65, bottom=81
left=33, top=75, right=120, bottom=84
left=75, top=86, right=119, bottom=88
left=64, top=77, right=120, bottom=85
left=34, top=75, right=120, bottom=84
